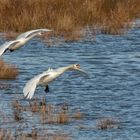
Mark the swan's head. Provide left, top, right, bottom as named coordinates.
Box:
left=38, top=29, right=53, bottom=36
left=73, top=64, right=81, bottom=70
left=72, top=64, right=87, bottom=75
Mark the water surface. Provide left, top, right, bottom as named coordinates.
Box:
left=0, top=26, right=140, bottom=139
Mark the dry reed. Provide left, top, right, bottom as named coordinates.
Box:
left=0, top=60, right=18, bottom=79
left=12, top=100, right=23, bottom=121
left=0, top=128, right=71, bottom=140
left=0, top=0, right=139, bottom=39
left=73, top=111, right=83, bottom=120
left=97, top=118, right=120, bottom=130
left=0, top=129, right=14, bottom=140
left=11, top=98, right=83, bottom=125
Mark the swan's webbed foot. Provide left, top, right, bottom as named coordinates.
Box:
left=44, top=85, right=49, bottom=93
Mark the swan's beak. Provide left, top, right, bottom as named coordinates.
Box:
left=39, top=29, right=53, bottom=35
left=76, top=68, right=89, bottom=76
left=47, top=29, right=53, bottom=32
left=73, top=64, right=89, bottom=76
left=44, top=29, right=53, bottom=32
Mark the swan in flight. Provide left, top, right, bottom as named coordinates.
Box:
left=23, top=64, right=87, bottom=99
left=0, top=28, right=52, bottom=56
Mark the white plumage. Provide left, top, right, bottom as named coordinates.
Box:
left=23, top=64, right=86, bottom=99
left=16, top=29, right=52, bottom=40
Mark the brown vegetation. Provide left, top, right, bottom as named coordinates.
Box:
left=0, top=0, right=139, bottom=38
left=11, top=98, right=83, bottom=125
left=12, top=100, right=23, bottom=121
left=9, top=98, right=73, bottom=139
left=73, top=111, right=83, bottom=119
left=97, top=118, right=120, bottom=130
left=0, top=128, right=71, bottom=140
left=0, top=60, right=18, bottom=79
left=0, top=129, right=14, bottom=140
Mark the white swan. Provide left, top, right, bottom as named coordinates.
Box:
left=0, top=28, right=52, bottom=56
left=23, top=64, right=87, bottom=99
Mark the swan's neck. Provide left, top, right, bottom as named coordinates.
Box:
left=56, top=65, right=74, bottom=75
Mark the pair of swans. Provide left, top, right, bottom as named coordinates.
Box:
left=0, top=29, right=87, bottom=99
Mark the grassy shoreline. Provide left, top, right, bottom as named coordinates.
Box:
left=0, top=0, right=139, bottom=37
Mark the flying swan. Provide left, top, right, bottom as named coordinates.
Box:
left=23, top=64, right=87, bottom=99
left=0, top=28, right=52, bottom=56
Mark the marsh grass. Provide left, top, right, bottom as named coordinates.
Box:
left=97, top=118, right=120, bottom=130
left=0, top=82, right=11, bottom=89
left=0, top=60, right=18, bottom=79
left=9, top=98, right=74, bottom=139
left=0, top=0, right=139, bottom=40
left=0, top=129, right=14, bottom=140
left=11, top=97, right=83, bottom=125
left=12, top=100, right=23, bottom=121
left=0, top=128, right=71, bottom=140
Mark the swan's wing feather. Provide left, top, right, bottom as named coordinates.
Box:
left=23, top=72, right=49, bottom=99
left=0, top=42, right=10, bottom=56
left=39, top=74, right=50, bottom=83
left=23, top=75, right=42, bottom=99
left=16, top=29, right=52, bottom=39
left=25, top=31, right=41, bottom=39
left=16, top=30, right=39, bottom=39
left=0, top=40, right=20, bottom=56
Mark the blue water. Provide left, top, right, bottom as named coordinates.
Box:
left=0, top=25, right=140, bottom=139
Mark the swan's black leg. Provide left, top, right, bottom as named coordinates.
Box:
left=44, top=85, right=49, bottom=93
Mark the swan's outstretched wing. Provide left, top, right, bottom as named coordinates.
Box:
left=0, top=40, right=20, bottom=56
left=23, top=72, right=49, bottom=99
left=16, top=29, right=52, bottom=39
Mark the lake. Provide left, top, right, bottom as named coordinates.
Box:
left=0, top=23, right=140, bottom=139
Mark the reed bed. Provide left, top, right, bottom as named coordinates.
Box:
left=0, top=129, right=71, bottom=140
left=0, top=98, right=121, bottom=139
left=0, top=0, right=139, bottom=38
left=9, top=98, right=81, bottom=139
left=97, top=118, right=120, bottom=130
left=0, top=60, right=18, bottom=79
left=11, top=97, right=83, bottom=124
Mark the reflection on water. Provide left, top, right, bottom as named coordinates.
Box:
left=0, top=26, right=140, bottom=139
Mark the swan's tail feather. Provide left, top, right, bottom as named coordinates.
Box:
left=23, top=72, right=49, bottom=99
left=23, top=77, right=39, bottom=99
